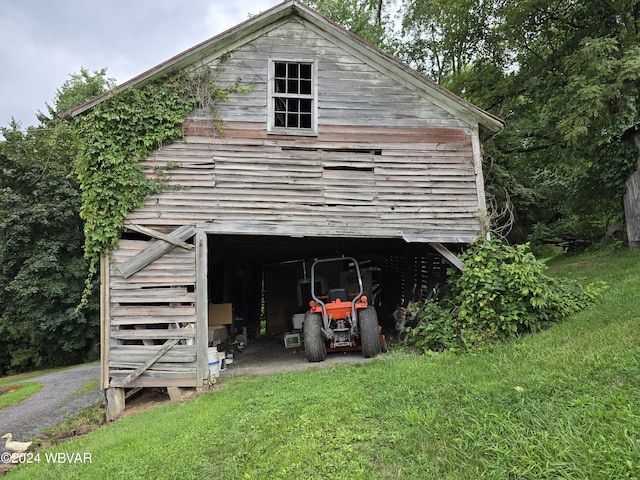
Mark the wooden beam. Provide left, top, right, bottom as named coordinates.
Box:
left=106, top=387, right=125, bottom=421
left=118, top=225, right=196, bottom=278
left=125, top=223, right=194, bottom=250
left=120, top=338, right=180, bottom=387
left=195, top=231, right=209, bottom=386
left=100, top=254, right=111, bottom=390
left=429, top=242, right=465, bottom=271
left=624, top=169, right=640, bottom=249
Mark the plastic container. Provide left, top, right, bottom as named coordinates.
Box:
left=284, top=332, right=301, bottom=348
left=208, top=347, right=221, bottom=378
left=208, top=359, right=220, bottom=378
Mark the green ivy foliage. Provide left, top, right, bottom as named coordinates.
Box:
left=74, top=66, right=242, bottom=305
left=404, top=239, right=607, bottom=353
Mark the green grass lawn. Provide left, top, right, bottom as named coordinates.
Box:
left=0, top=382, right=42, bottom=410
left=5, top=250, right=640, bottom=479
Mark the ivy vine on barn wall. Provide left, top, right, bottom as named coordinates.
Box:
left=75, top=65, right=246, bottom=305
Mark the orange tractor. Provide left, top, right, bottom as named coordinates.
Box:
left=303, top=257, right=382, bottom=362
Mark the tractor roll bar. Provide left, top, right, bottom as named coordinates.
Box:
left=310, top=256, right=364, bottom=326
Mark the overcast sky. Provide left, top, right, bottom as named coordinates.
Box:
left=0, top=0, right=279, bottom=130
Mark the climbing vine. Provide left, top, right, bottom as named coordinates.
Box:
left=75, top=65, right=247, bottom=306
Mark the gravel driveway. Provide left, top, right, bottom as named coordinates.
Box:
left=223, top=336, right=373, bottom=377
left=0, top=363, right=102, bottom=457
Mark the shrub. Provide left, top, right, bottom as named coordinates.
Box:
left=404, top=239, right=606, bottom=352
left=402, top=301, right=459, bottom=353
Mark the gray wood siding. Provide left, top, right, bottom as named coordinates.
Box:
left=128, top=122, right=481, bottom=242
left=107, top=239, right=200, bottom=388
left=201, top=19, right=468, bottom=129
left=122, top=19, right=484, bottom=242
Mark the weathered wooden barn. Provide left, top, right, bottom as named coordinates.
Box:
left=70, top=0, right=503, bottom=417
left=623, top=124, right=640, bottom=249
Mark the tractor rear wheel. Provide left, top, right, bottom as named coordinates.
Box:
left=359, top=306, right=381, bottom=358
left=303, top=312, right=326, bottom=362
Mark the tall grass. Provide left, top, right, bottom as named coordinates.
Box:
left=5, top=250, right=640, bottom=479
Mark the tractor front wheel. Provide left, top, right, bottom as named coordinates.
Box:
left=303, top=312, right=326, bottom=362
left=359, top=306, right=381, bottom=358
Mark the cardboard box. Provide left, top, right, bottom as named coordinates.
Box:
left=208, top=303, right=233, bottom=326
left=208, top=325, right=228, bottom=344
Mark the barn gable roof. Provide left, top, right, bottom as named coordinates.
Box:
left=68, top=0, right=504, bottom=134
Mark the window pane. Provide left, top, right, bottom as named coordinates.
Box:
left=288, top=98, right=299, bottom=113
left=275, top=97, right=286, bottom=112
left=300, top=80, right=311, bottom=95
left=300, top=63, right=312, bottom=79
left=275, top=62, right=286, bottom=78
left=275, top=78, right=286, bottom=93
left=287, top=113, right=298, bottom=127
left=300, top=113, right=312, bottom=129
left=288, top=63, right=298, bottom=78
left=300, top=99, right=312, bottom=113
left=287, top=79, right=298, bottom=94
left=275, top=112, right=286, bottom=127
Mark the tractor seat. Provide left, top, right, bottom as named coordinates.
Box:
left=328, top=288, right=348, bottom=302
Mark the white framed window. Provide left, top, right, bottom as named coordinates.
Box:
left=268, top=59, right=317, bottom=135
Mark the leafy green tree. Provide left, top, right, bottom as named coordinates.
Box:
left=305, top=0, right=393, bottom=48
left=397, top=0, right=640, bottom=245
left=0, top=69, right=114, bottom=374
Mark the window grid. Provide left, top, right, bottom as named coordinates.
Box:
left=273, top=61, right=313, bottom=130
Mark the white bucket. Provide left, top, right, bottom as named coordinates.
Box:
left=208, top=359, right=220, bottom=378
left=208, top=347, right=221, bottom=378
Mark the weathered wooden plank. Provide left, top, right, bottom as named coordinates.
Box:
left=101, top=254, right=110, bottom=390
left=118, top=225, right=196, bottom=279
left=111, top=317, right=196, bottom=326
left=195, top=231, right=208, bottom=385
left=110, top=279, right=196, bottom=290
left=111, top=290, right=196, bottom=305
left=110, top=362, right=198, bottom=372
left=110, top=345, right=196, bottom=363
left=111, top=305, right=195, bottom=317
left=624, top=168, right=640, bottom=248
left=125, top=224, right=194, bottom=250
left=109, top=372, right=198, bottom=388
left=110, top=329, right=196, bottom=340
left=110, top=359, right=196, bottom=369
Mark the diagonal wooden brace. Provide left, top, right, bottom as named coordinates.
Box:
left=118, top=224, right=196, bottom=278
left=120, top=338, right=180, bottom=387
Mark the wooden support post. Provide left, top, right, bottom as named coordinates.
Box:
left=106, top=387, right=125, bottom=421
left=167, top=387, right=183, bottom=402
left=624, top=131, right=640, bottom=249
left=100, top=254, right=110, bottom=390
left=624, top=169, right=640, bottom=249
left=195, top=231, right=209, bottom=386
